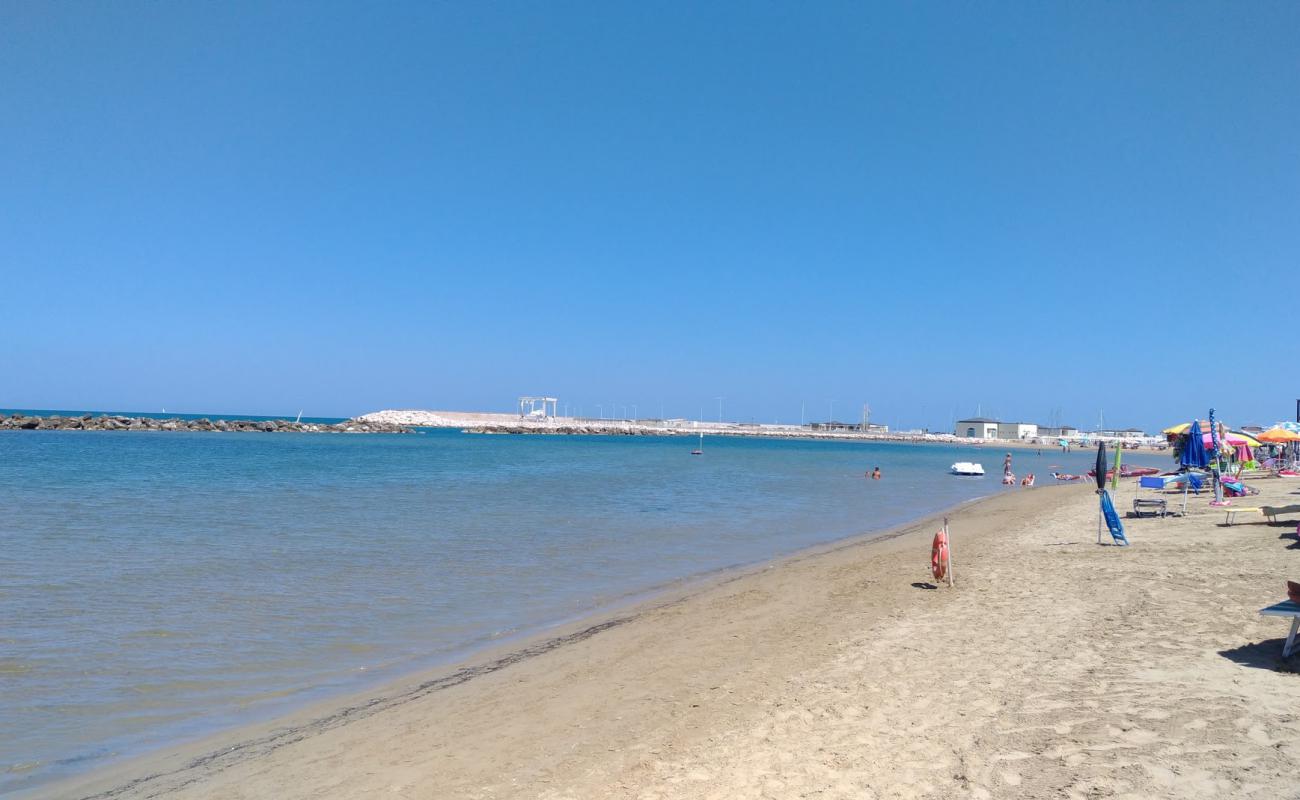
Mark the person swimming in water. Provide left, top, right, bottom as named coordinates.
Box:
left=871, top=467, right=881, bottom=480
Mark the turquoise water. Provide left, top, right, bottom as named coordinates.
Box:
left=0, top=427, right=1128, bottom=793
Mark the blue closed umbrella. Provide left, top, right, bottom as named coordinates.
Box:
left=1178, top=420, right=1208, bottom=514
left=1181, top=420, right=1208, bottom=469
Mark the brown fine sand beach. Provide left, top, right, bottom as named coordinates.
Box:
left=49, top=478, right=1300, bottom=800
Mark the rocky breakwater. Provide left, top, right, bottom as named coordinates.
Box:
left=464, top=423, right=661, bottom=436
left=0, top=413, right=413, bottom=434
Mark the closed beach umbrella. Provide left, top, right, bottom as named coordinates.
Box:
left=1179, top=420, right=1208, bottom=515
left=1208, top=408, right=1222, bottom=502
left=1181, top=420, right=1208, bottom=469
left=1093, top=441, right=1128, bottom=546
left=1094, top=442, right=1106, bottom=545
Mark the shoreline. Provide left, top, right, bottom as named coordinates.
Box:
left=33, top=475, right=1300, bottom=798
left=360, top=409, right=1167, bottom=452
left=29, top=488, right=1019, bottom=800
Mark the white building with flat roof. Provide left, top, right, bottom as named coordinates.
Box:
left=997, top=422, right=1038, bottom=440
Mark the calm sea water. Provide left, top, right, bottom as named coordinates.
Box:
left=0, top=426, right=1130, bottom=793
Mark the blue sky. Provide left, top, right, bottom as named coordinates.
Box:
left=2, top=2, right=1296, bottom=431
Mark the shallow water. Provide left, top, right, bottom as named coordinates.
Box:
left=0, top=427, right=1135, bottom=792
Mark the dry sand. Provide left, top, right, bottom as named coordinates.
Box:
left=49, top=477, right=1300, bottom=800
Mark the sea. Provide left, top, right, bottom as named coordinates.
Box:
left=0, top=412, right=1145, bottom=794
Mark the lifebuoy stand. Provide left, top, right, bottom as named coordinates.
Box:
left=944, top=517, right=954, bottom=588
left=931, top=517, right=954, bottom=588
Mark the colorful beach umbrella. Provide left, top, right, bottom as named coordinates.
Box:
left=1163, top=421, right=1256, bottom=446
left=1227, top=430, right=1262, bottom=448
left=1258, top=426, right=1300, bottom=443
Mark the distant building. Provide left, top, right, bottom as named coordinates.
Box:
left=997, top=422, right=1038, bottom=440
left=1099, top=427, right=1146, bottom=440
left=1038, top=425, right=1080, bottom=438
left=955, top=417, right=1000, bottom=438
left=810, top=421, right=890, bottom=433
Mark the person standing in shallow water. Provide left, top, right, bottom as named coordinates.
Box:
left=871, top=467, right=881, bottom=480
left=1003, top=452, right=1013, bottom=478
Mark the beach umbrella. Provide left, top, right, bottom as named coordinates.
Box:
left=1258, top=426, right=1300, bottom=443
left=1209, top=408, right=1223, bottom=502
left=1227, top=430, right=1262, bottom=448
left=1179, top=420, right=1207, bottom=514
left=1180, top=420, right=1208, bottom=468
left=1111, top=443, right=1123, bottom=491
left=1094, top=441, right=1128, bottom=546
left=1095, top=442, right=1106, bottom=544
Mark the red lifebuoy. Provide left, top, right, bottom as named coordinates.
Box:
left=931, top=530, right=949, bottom=581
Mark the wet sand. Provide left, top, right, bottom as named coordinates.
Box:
left=44, top=476, right=1300, bottom=799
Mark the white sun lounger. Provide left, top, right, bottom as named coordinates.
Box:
left=1259, top=600, right=1300, bottom=658
left=1261, top=505, right=1300, bottom=523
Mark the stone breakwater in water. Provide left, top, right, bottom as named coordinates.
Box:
left=0, top=414, right=412, bottom=434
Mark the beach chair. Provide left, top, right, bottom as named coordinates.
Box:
left=1223, top=508, right=1263, bottom=526
left=1132, top=498, right=1167, bottom=518
left=1259, top=600, right=1300, bottom=658
left=1261, top=505, right=1300, bottom=523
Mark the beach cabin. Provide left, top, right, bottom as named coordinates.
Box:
left=1039, top=425, right=1080, bottom=438
left=997, top=422, right=1038, bottom=440
left=955, top=417, right=1000, bottom=438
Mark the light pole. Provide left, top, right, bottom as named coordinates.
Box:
left=632, top=404, right=637, bottom=421
left=715, top=396, right=724, bottom=423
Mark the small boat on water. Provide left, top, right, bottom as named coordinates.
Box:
left=690, top=432, right=703, bottom=456
left=951, top=462, right=984, bottom=476
left=1086, top=466, right=1161, bottom=479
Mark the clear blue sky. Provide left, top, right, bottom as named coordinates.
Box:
left=3, top=2, right=1297, bottom=431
